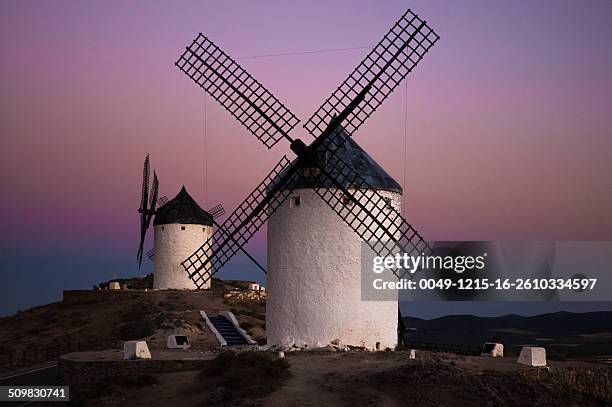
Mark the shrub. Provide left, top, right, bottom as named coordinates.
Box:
left=72, top=373, right=158, bottom=403
left=240, top=321, right=254, bottom=330
left=199, top=351, right=291, bottom=405
left=520, top=365, right=612, bottom=403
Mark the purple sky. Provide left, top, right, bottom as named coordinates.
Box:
left=1, top=0, right=611, bottom=317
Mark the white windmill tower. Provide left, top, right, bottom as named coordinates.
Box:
left=266, top=127, right=403, bottom=349
left=152, top=186, right=214, bottom=290
left=175, top=9, right=439, bottom=349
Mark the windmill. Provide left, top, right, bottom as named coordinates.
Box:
left=176, top=9, right=439, bottom=347
left=136, top=155, right=266, bottom=287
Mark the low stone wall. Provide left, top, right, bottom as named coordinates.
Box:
left=62, top=289, right=219, bottom=305
left=62, top=290, right=150, bottom=305
left=59, top=353, right=210, bottom=386
left=146, top=339, right=219, bottom=351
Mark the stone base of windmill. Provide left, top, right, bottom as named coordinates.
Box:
left=260, top=337, right=382, bottom=354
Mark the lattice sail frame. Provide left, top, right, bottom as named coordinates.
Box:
left=181, top=156, right=303, bottom=288
left=149, top=173, right=159, bottom=211
left=312, top=128, right=432, bottom=279
left=139, top=155, right=150, bottom=239
left=304, top=9, right=440, bottom=138
left=176, top=34, right=300, bottom=149
left=157, top=195, right=169, bottom=206
left=208, top=204, right=225, bottom=220
left=138, top=155, right=156, bottom=268
left=140, top=155, right=150, bottom=210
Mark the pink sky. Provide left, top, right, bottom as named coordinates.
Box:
left=1, top=0, right=611, bottom=314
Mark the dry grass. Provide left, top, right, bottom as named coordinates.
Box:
left=520, top=365, right=612, bottom=404
left=197, top=351, right=291, bottom=406
left=228, top=300, right=266, bottom=346
left=73, top=373, right=158, bottom=404
left=319, top=356, right=612, bottom=407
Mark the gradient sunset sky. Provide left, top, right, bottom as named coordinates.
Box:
left=1, top=0, right=611, bottom=317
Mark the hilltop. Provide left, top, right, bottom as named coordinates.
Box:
left=0, top=278, right=265, bottom=372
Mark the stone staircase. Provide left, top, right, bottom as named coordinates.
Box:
left=208, top=315, right=249, bottom=346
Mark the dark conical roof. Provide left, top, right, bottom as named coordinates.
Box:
left=154, top=186, right=213, bottom=226
left=276, top=127, right=402, bottom=193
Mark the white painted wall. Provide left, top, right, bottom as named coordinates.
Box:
left=153, top=224, right=212, bottom=290
left=267, top=188, right=401, bottom=350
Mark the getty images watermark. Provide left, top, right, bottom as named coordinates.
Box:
left=373, top=251, right=487, bottom=275
left=360, top=241, right=612, bottom=301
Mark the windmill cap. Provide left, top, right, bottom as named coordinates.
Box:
left=154, top=186, right=213, bottom=226
left=272, top=126, right=402, bottom=194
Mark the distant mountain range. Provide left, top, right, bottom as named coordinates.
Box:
left=403, top=311, right=612, bottom=336
left=402, top=311, right=612, bottom=358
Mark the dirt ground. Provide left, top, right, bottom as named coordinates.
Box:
left=74, top=350, right=612, bottom=407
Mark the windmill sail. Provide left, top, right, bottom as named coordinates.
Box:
left=181, top=156, right=303, bottom=288
left=303, top=9, right=439, bottom=138
left=137, top=156, right=158, bottom=269
left=137, top=155, right=151, bottom=267
left=149, top=173, right=159, bottom=209
left=208, top=204, right=225, bottom=220
left=157, top=195, right=169, bottom=206
left=176, top=34, right=300, bottom=149
left=312, top=128, right=431, bottom=278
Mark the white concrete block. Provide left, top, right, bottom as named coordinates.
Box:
left=248, top=283, right=260, bottom=291
left=167, top=335, right=190, bottom=349
left=124, top=341, right=152, bottom=360
left=517, top=346, right=546, bottom=366
left=481, top=342, right=504, bottom=357
left=108, top=281, right=121, bottom=290
left=409, top=349, right=416, bottom=359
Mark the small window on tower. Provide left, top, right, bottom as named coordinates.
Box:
left=291, top=196, right=301, bottom=207
left=342, top=195, right=354, bottom=207
left=181, top=226, right=186, bottom=231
